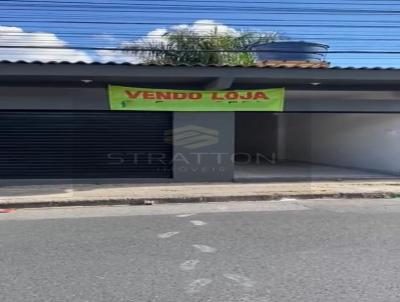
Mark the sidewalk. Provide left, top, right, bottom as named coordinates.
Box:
left=1, top=180, right=400, bottom=208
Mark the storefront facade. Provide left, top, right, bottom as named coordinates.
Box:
left=1, top=61, right=400, bottom=183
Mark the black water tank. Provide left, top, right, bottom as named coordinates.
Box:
left=250, top=41, right=329, bottom=62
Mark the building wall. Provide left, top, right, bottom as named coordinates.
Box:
left=282, top=113, right=400, bottom=175
left=1, top=87, right=400, bottom=112
left=173, top=112, right=235, bottom=182
left=0, top=86, right=236, bottom=182
left=285, top=90, right=400, bottom=112
left=0, top=87, right=108, bottom=110
left=1, top=86, right=400, bottom=180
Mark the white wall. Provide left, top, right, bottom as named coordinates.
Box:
left=282, top=113, right=400, bottom=175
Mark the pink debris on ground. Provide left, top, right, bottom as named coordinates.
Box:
left=0, top=209, right=15, bottom=214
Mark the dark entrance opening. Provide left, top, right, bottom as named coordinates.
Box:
left=235, top=112, right=400, bottom=181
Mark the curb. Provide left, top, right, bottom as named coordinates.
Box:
left=1, top=192, right=399, bottom=209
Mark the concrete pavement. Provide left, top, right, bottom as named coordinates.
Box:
left=2, top=199, right=400, bottom=301
left=1, top=180, right=400, bottom=208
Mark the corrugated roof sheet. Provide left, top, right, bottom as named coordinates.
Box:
left=0, top=60, right=399, bottom=70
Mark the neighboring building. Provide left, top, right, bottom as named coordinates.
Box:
left=0, top=60, right=400, bottom=183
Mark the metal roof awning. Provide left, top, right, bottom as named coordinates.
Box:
left=0, top=61, right=399, bottom=90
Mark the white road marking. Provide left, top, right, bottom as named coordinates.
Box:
left=94, top=275, right=106, bottom=279
left=190, top=220, right=207, bottom=226
left=157, top=232, right=180, bottom=239
left=279, top=198, right=298, bottom=202
left=176, top=213, right=196, bottom=218
left=185, top=278, right=212, bottom=294
left=192, top=244, right=217, bottom=253
left=179, top=259, right=200, bottom=271
left=223, top=274, right=256, bottom=288
left=234, top=294, right=268, bottom=302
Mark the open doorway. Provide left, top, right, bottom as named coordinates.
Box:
left=234, top=112, right=400, bottom=181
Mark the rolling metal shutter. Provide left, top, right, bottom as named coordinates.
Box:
left=0, top=111, right=172, bottom=179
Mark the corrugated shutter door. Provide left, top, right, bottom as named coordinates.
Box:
left=0, top=111, right=173, bottom=179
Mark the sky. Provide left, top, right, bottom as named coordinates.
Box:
left=0, top=0, right=399, bottom=67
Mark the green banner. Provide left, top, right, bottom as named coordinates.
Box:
left=108, top=85, right=285, bottom=111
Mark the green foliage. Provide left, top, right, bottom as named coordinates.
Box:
left=124, top=26, right=280, bottom=65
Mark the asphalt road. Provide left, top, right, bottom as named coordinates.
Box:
left=2, top=199, right=400, bottom=302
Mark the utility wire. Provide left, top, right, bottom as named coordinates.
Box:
left=1, top=20, right=400, bottom=29
left=0, top=19, right=398, bottom=26
left=0, top=45, right=400, bottom=54
left=3, top=3, right=400, bottom=9
left=2, top=6, right=400, bottom=14
left=1, top=0, right=399, bottom=61
left=0, top=31, right=398, bottom=38
left=2, top=37, right=400, bottom=43
left=3, top=0, right=400, bottom=5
